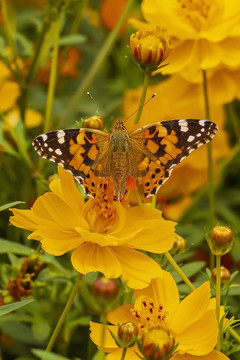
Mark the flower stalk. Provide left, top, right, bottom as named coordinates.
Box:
left=120, top=348, right=127, bottom=360
left=59, top=0, right=135, bottom=126
left=215, top=254, right=221, bottom=351
left=44, top=13, right=62, bottom=133
left=164, top=251, right=195, bottom=291
left=202, top=70, right=215, bottom=229
left=134, top=71, right=150, bottom=124
left=43, top=273, right=82, bottom=355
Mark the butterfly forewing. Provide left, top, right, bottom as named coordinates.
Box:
left=129, top=119, right=218, bottom=197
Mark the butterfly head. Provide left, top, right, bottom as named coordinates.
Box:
left=112, top=119, right=127, bottom=131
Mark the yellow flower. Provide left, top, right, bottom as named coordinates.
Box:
left=90, top=270, right=229, bottom=360
left=6, top=108, right=43, bottom=128
left=123, top=76, right=230, bottom=219
left=129, top=28, right=172, bottom=71
left=136, top=0, right=240, bottom=80
left=10, top=166, right=176, bottom=289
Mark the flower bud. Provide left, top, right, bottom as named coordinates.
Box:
left=117, top=322, right=139, bottom=348
left=83, top=115, right=105, bottom=130
left=92, top=277, right=119, bottom=311
left=172, top=235, right=186, bottom=253
left=208, top=225, right=233, bottom=255
left=141, top=327, right=176, bottom=360
left=20, top=254, right=44, bottom=280
left=129, top=28, right=172, bottom=72
left=212, top=266, right=231, bottom=290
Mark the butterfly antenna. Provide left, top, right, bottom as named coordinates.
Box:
left=87, top=92, right=106, bottom=117
left=122, top=93, right=156, bottom=124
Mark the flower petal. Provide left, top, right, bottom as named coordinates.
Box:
left=89, top=321, right=117, bottom=348
left=134, top=271, right=179, bottom=315
left=71, top=243, right=122, bottom=278
left=112, top=246, right=163, bottom=289
left=116, top=206, right=176, bottom=253
left=176, top=307, right=218, bottom=355
left=107, top=304, right=135, bottom=325
left=10, top=208, right=39, bottom=232
left=172, top=349, right=229, bottom=360
left=171, top=282, right=211, bottom=332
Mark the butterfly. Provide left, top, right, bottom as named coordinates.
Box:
left=32, top=119, right=218, bottom=199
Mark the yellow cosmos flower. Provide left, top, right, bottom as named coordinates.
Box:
left=10, top=166, right=176, bottom=289
left=6, top=108, right=43, bottom=128
left=136, top=0, right=240, bottom=80
left=123, top=77, right=230, bottom=219
left=90, top=270, right=229, bottom=360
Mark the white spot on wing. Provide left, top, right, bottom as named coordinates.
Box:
left=199, top=120, right=206, bottom=127
left=41, top=134, right=48, bottom=141
left=187, top=135, right=195, bottom=142
left=57, top=130, right=65, bottom=144
left=55, top=148, right=62, bottom=156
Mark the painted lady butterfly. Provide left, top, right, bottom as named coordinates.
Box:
left=33, top=119, right=217, bottom=199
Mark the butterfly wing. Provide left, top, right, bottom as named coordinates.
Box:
left=128, top=119, right=218, bottom=197
left=32, top=128, right=111, bottom=197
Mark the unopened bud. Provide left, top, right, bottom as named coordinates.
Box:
left=92, top=277, right=119, bottom=311
left=83, top=115, right=105, bottom=130
left=208, top=226, right=233, bottom=255
left=117, top=322, right=138, bottom=348
left=141, top=327, right=176, bottom=360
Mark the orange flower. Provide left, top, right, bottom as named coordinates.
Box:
left=100, top=0, right=128, bottom=35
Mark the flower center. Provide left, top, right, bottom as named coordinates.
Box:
left=176, top=0, right=222, bottom=30
left=131, top=296, right=169, bottom=334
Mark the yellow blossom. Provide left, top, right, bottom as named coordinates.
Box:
left=129, top=28, right=172, bottom=71
left=137, top=0, right=240, bottom=80
left=10, top=166, right=176, bottom=289
left=6, top=108, right=43, bottom=128
left=123, top=77, right=230, bottom=219
left=90, top=270, right=229, bottom=360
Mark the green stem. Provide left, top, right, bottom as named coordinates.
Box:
left=226, top=103, right=240, bottom=143
left=120, top=348, right=127, bottom=360
left=59, top=0, right=135, bottom=126
left=43, top=273, right=82, bottom=354
left=151, top=195, right=156, bottom=208
left=164, top=251, right=195, bottom=291
left=0, top=114, right=33, bottom=169
left=20, top=20, right=52, bottom=119
left=134, top=71, right=150, bottom=124
left=44, top=14, right=62, bottom=133
left=202, top=70, right=215, bottom=228
left=99, top=312, right=107, bottom=360
left=0, top=0, right=21, bottom=79
left=215, top=255, right=221, bottom=351
left=229, top=328, right=240, bottom=343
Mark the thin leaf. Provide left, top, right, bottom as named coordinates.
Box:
left=0, top=299, right=34, bottom=317
left=0, top=201, right=24, bottom=211
left=58, top=34, right=86, bottom=46
left=0, top=238, right=31, bottom=255
left=32, top=349, right=71, bottom=360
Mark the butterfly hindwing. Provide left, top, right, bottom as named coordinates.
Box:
left=129, top=119, right=218, bottom=197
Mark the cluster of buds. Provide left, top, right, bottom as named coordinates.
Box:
left=129, top=27, right=172, bottom=72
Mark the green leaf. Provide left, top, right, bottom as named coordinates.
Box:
left=0, top=238, right=31, bottom=255
left=0, top=299, right=34, bottom=317
left=171, top=261, right=206, bottom=283
left=0, top=321, right=38, bottom=344
left=32, top=349, right=71, bottom=360
left=32, top=320, right=51, bottom=342
left=0, top=201, right=24, bottom=211
left=58, top=34, right=86, bottom=46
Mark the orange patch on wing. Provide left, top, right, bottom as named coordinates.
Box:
left=69, top=143, right=85, bottom=155
left=165, top=130, right=178, bottom=144
left=138, top=156, right=149, bottom=171
left=87, top=144, right=98, bottom=160
left=156, top=126, right=168, bottom=137
left=161, top=138, right=182, bottom=158
left=146, top=139, right=159, bottom=154
left=76, top=132, right=86, bottom=144
left=80, top=163, right=90, bottom=175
